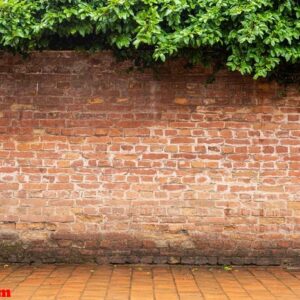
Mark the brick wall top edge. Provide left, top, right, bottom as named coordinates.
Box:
left=0, top=50, right=299, bottom=103
left=0, top=50, right=289, bottom=82
left=0, top=50, right=257, bottom=79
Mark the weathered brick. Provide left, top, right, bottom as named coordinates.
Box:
left=258, top=186, right=284, bottom=193
left=260, top=217, right=285, bottom=225
left=288, top=202, right=300, bottom=210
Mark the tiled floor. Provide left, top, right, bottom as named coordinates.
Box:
left=0, top=264, right=300, bottom=299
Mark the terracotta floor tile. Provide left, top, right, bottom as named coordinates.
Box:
left=1, top=264, right=300, bottom=299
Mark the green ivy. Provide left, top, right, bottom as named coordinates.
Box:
left=0, top=0, right=299, bottom=80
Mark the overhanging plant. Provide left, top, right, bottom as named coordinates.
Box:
left=0, top=0, right=299, bottom=81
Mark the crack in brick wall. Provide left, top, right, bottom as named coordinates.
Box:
left=0, top=51, right=300, bottom=265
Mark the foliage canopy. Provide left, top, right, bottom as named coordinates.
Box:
left=0, top=0, right=299, bottom=80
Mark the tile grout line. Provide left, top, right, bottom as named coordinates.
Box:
left=128, top=266, right=133, bottom=300
left=267, top=268, right=300, bottom=298
left=230, top=269, right=255, bottom=300
left=78, top=265, right=94, bottom=300
left=190, top=266, right=206, bottom=299
left=54, top=265, right=77, bottom=300
left=247, top=268, right=278, bottom=299
left=10, top=265, right=37, bottom=294
left=170, top=266, right=182, bottom=300
left=151, top=266, right=157, bottom=300
left=0, top=264, right=20, bottom=282
left=103, top=265, right=114, bottom=300
left=209, top=268, right=230, bottom=300
left=29, top=265, right=58, bottom=300
left=235, top=268, right=275, bottom=299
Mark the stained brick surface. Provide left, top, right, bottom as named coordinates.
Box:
left=0, top=51, right=300, bottom=264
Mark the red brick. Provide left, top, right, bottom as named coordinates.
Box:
left=169, top=122, right=196, bottom=128
left=199, top=122, right=225, bottom=128
left=227, top=154, right=249, bottom=161
left=276, top=146, right=288, bottom=153
left=23, top=183, right=47, bottom=190
left=0, top=167, right=18, bottom=173
left=142, top=154, right=168, bottom=160
left=0, top=183, right=19, bottom=190
left=48, top=183, right=74, bottom=190
left=117, top=121, right=144, bottom=128
left=170, top=137, right=195, bottom=144
left=284, top=155, right=300, bottom=161
left=161, top=185, right=186, bottom=191
left=230, top=186, right=255, bottom=192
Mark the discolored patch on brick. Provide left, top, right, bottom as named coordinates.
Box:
left=10, top=104, right=34, bottom=111
left=88, top=97, right=104, bottom=104
left=174, top=98, right=189, bottom=105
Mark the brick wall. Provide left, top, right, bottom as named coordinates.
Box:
left=1, top=51, right=300, bottom=265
